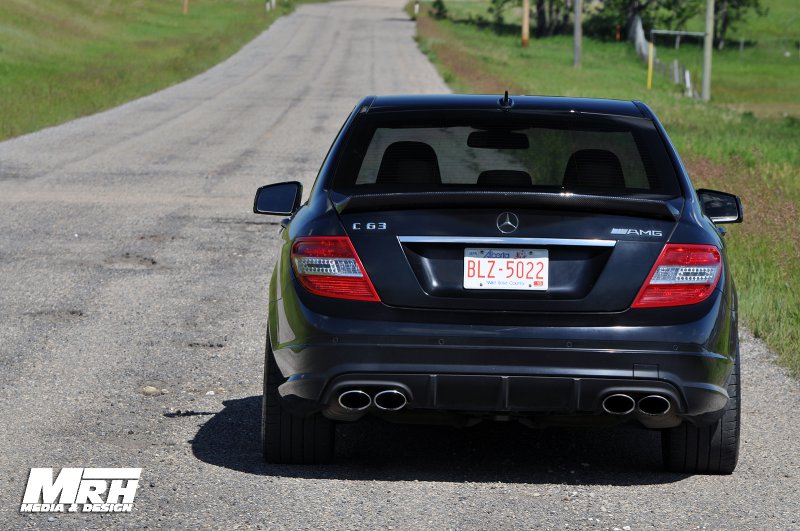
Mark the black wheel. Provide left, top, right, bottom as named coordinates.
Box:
left=262, top=337, right=334, bottom=464
left=662, top=345, right=740, bottom=474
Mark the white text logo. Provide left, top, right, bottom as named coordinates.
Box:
left=611, top=228, right=663, bottom=237
left=20, top=468, right=141, bottom=513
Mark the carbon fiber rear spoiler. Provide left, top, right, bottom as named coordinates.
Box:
left=330, top=190, right=682, bottom=220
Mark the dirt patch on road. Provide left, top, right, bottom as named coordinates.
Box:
left=103, top=252, right=162, bottom=270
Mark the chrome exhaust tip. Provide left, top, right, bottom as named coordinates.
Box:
left=602, top=393, right=636, bottom=415
left=338, top=390, right=371, bottom=411
left=373, top=389, right=407, bottom=411
left=637, top=395, right=671, bottom=416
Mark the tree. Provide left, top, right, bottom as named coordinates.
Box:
left=534, top=0, right=571, bottom=37
left=714, top=0, right=767, bottom=49
left=584, top=0, right=765, bottom=45
left=486, top=0, right=571, bottom=38
left=606, top=0, right=659, bottom=32
left=651, top=0, right=703, bottom=30
left=432, top=0, right=448, bottom=20
left=489, top=0, right=517, bottom=27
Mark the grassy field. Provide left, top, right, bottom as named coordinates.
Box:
left=436, top=0, right=800, bottom=118
left=413, top=1, right=800, bottom=376
left=0, top=0, right=310, bottom=141
left=683, top=0, right=799, bottom=41
left=656, top=0, right=800, bottom=118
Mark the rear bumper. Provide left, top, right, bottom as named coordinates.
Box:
left=269, top=288, right=736, bottom=427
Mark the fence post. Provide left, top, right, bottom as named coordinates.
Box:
left=684, top=69, right=693, bottom=97
left=574, top=0, right=583, bottom=67
left=522, top=0, right=530, bottom=48
left=647, top=41, right=654, bottom=90
left=701, top=0, right=714, bottom=101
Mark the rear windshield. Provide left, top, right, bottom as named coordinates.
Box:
left=331, top=110, right=680, bottom=197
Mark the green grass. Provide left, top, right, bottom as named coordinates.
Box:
left=652, top=43, right=800, bottom=117
left=0, top=0, right=312, bottom=141
left=415, top=4, right=800, bottom=376
left=683, top=0, right=799, bottom=41
left=441, top=0, right=800, bottom=118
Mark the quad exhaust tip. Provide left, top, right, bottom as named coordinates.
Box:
left=637, top=395, right=671, bottom=416
left=373, top=389, right=408, bottom=411
left=602, top=394, right=636, bottom=415
left=338, top=390, right=371, bottom=411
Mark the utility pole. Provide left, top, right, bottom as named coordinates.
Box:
left=522, top=0, right=530, bottom=47
left=701, top=0, right=714, bottom=101
left=573, top=0, right=583, bottom=67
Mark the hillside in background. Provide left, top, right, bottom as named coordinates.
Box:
left=443, top=0, right=799, bottom=117
left=661, top=0, right=799, bottom=117
left=684, top=0, right=799, bottom=41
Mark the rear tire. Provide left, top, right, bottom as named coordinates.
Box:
left=261, top=337, right=334, bottom=464
left=662, top=345, right=740, bottom=474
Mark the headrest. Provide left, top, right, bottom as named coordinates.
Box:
left=376, top=141, right=441, bottom=185
left=563, top=149, right=625, bottom=189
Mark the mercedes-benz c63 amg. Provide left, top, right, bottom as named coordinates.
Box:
left=253, top=94, right=744, bottom=474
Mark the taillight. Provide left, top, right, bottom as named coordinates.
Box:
left=290, top=236, right=380, bottom=302
left=632, top=244, right=722, bottom=308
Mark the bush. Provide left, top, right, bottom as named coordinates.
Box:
left=583, top=10, right=624, bottom=41
left=432, top=0, right=448, bottom=20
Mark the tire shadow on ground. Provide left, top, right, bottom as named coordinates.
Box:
left=190, top=396, right=687, bottom=485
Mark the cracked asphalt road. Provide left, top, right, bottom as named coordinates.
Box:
left=0, top=1, right=798, bottom=528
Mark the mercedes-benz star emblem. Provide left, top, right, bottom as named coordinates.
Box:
left=496, top=212, right=519, bottom=234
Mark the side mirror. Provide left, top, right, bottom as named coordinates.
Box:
left=696, top=189, right=743, bottom=224
left=253, top=181, right=302, bottom=216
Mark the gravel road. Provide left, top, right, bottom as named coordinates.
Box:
left=1, top=1, right=798, bottom=528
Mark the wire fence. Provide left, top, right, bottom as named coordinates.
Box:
left=629, top=16, right=700, bottom=99
left=629, top=14, right=800, bottom=99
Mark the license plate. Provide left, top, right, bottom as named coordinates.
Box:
left=463, top=248, right=549, bottom=291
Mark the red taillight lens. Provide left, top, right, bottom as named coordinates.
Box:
left=290, top=237, right=380, bottom=302
left=632, top=244, right=722, bottom=308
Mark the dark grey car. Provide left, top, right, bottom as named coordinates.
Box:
left=253, top=94, right=743, bottom=473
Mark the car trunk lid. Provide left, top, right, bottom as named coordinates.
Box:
left=334, top=192, right=682, bottom=313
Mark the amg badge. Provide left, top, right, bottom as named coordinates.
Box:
left=611, top=228, right=663, bottom=237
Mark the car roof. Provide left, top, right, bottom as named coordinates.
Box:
left=366, top=94, right=646, bottom=118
